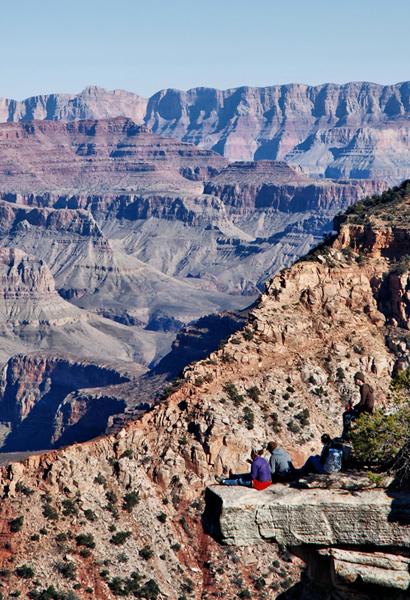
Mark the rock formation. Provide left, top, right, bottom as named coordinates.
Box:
left=0, top=353, right=137, bottom=451
left=0, top=117, right=225, bottom=195
left=3, top=82, right=410, bottom=181
left=0, top=184, right=407, bottom=598
left=0, top=246, right=158, bottom=367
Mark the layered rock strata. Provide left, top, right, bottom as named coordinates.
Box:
left=3, top=82, right=410, bottom=181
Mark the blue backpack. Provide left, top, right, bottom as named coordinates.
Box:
left=324, top=448, right=343, bottom=473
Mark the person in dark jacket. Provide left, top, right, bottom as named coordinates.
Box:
left=353, top=372, right=375, bottom=414
left=297, top=434, right=332, bottom=476
left=220, top=448, right=272, bottom=490
left=267, top=441, right=296, bottom=482
left=342, top=373, right=375, bottom=439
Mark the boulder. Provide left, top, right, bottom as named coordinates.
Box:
left=206, top=484, right=410, bottom=547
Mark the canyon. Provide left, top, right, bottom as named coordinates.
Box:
left=0, top=182, right=407, bottom=598
left=2, top=82, right=410, bottom=181
left=0, top=118, right=384, bottom=376
left=0, top=82, right=408, bottom=598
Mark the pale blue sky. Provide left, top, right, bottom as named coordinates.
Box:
left=1, top=0, right=409, bottom=99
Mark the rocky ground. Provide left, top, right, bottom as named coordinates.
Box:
left=0, top=183, right=408, bottom=598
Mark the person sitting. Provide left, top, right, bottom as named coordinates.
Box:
left=353, top=372, right=375, bottom=415
left=342, top=372, right=375, bottom=439
left=220, top=448, right=272, bottom=490
left=297, top=434, right=333, bottom=476
left=342, top=399, right=355, bottom=440
left=267, top=441, right=296, bottom=483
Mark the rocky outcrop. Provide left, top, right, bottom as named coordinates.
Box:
left=4, top=82, right=410, bottom=181
left=206, top=485, right=409, bottom=547
left=206, top=483, right=410, bottom=598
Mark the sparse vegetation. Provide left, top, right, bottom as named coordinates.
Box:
left=110, top=531, right=131, bottom=545
left=94, top=473, right=106, bottom=485
left=75, top=533, right=95, bottom=549
left=270, top=412, right=282, bottom=433
left=42, top=502, right=58, bottom=521
left=246, top=385, right=261, bottom=401
left=139, top=545, right=154, bottom=560
left=294, top=408, right=310, bottom=428
left=83, top=509, right=97, bottom=522
left=15, top=482, right=33, bottom=496
left=223, top=382, right=244, bottom=406
left=123, top=490, right=140, bottom=513
left=28, top=587, right=80, bottom=600
left=62, top=499, right=78, bottom=517
left=242, top=406, right=255, bottom=430
left=15, top=564, right=34, bottom=579
left=9, top=516, right=24, bottom=532
left=120, top=448, right=134, bottom=459
left=56, top=561, right=76, bottom=580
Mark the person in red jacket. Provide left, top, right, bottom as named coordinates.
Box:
left=219, top=448, right=272, bottom=490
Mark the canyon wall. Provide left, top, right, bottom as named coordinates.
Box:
left=2, top=83, right=410, bottom=181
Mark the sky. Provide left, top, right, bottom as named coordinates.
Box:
left=1, top=0, right=409, bottom=100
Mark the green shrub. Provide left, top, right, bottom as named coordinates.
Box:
left=351, top=407, right=410, bottom=466
left=294, top=408, right=310, bottom=428
left=29, top=588, right=79, bottom=600
left=223, top=383, right=244, bottom=406
left=83, top=509, right=97, bottom=522
left=117, top=552, right=128, bottom=563
left=246, top=386, right=261, bottom=401
left=62, top=499, right=78, bottom=517
left=120, top=448, right=134, bottom=459
left=271, top=412, right=282, bottom=433
left=336, top=367, right=345, bottom=381
left=9, top=516, right=24, bottom=532
left=139, top=579, right=160, bottom=599
left=110, top=531, right=131, bottom=546
left=123, top=490, right=140, bottom=513
left=43, top=503, right=59, bottom=521
left=139, top=546, right=153, bottom=560
left=56, top=561, right=76, bottom=580
left=287, top=420, right=300, bottom=434
left=242, top=406, right=254, bottom=430
left=15, top=482, right=33, bottom=496
left=15, top=564, right=34, bottom=579
left=94, top=473, right=106, bottom=485
left=75, top=533, right=95, bottom=549
left=106, top=490, right=117, bottom=504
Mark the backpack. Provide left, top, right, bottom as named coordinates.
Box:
left=324, top=448, right=342, bottom=474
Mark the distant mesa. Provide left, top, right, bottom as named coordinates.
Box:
left=2, top=81, right=410, bottom=181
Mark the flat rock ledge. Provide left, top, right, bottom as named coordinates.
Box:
left=206, top=484, right=410, bottom=547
